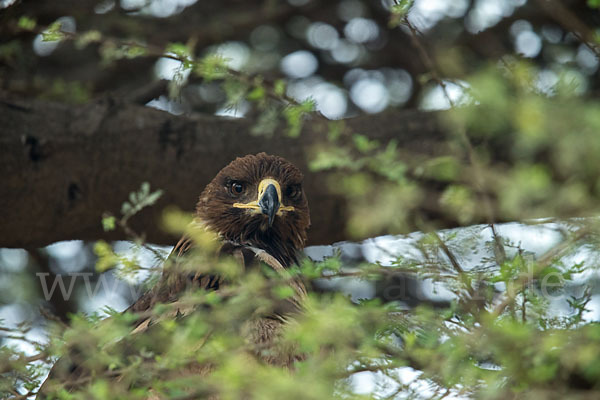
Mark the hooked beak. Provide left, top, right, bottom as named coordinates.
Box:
left=232, top=178, right=295, bottom=226
left=259, top=183, right=279, bottom=227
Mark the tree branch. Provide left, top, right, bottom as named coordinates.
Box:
left=0, top=91, right=447, bottom=248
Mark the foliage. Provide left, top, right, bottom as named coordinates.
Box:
left=3, top=215, right=600, bottom=398
left=120, top=182, right=163, bottom=224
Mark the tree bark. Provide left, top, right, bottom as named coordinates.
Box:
left=0, top=91, right=448, bottom=248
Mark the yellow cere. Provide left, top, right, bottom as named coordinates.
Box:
left=233, top=178, right=295, bottom=213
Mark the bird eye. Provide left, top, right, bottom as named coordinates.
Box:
left=286, top=184, right=301, bottom=199
left=230, top=181, right=244, bottom=195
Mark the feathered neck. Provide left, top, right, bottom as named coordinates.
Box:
left=223, top=230, right=302, bottom=268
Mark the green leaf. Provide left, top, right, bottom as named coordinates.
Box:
left=283, top=99, right=315, bottom=137
left=18, top=16, right=36, bottom=31
left=327, top=120, right=344, bottom=141
left=247, top=86, right=266, bottom=101
left=102, top=215, right=116, bottom=232
left=389, top=0, right=413, bottom=27
left=166, top=42, right=193, bottom=68
left=75, top=30, right=102, bottom=49
left=588, top=0, right=600, bottom=8
left=124, top=44, right=147, bottom=59
left=417, top=156, right=461, bottom=181
left=195, top=54, right=229, bottom=81
left=391, top=0, right=413, bottom=15
left=166, top=42, right=191, bottom=58
left=121, top=202, right=132, bottom=215
left=121, top=182, right=163, bottom=219
left=352, top=134, right=379, bottom=153
left=274, top=79, right=286, bottom=97
left=41, top=21, right=64, bottom=42
left=141, top=182, right=150, bottom=196
left=440, top=185, right=476, bottom=224
left=94, top=241, right=118, bottom=272
left=308, top=147, right=355, bottom=171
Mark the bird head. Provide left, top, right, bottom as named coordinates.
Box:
left=196, top=153, right=310, bottom=266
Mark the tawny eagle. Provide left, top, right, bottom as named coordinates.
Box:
left=38, top=153, right=310, bottom=397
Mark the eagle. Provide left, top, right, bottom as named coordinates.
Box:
left=38, top=153, right=311, bottom=398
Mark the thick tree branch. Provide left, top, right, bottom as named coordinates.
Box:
left=0, top=92, right=447, bottom=248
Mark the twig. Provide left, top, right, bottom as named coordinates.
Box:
left=403, top=18, right=454, bottom=107
left=492, top=226, right=591, bottom=317
left=521, top=282, right=526, bottom=323
left=402, top=17, right=497, bottom=225
left=0, top=352, right=49, bottom=374
left=432, top=231, right=464, bottom=274
left=39, top=306, right=70, bottom=330
left=170, top=388, right=217, bottom=400
left=533, top=0, right=600, bottom=58
left=490, top=224, right=506, bottom=266
left=103, top=211, right=168, bottom=263
left=8, top=390, right=36, bottom=400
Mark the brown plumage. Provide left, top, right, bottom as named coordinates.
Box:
left=38, top=153, right=310, bottom=398
left=198, top=152, right=310, bottom=266
left=130, top=152, right=310, bottom=315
